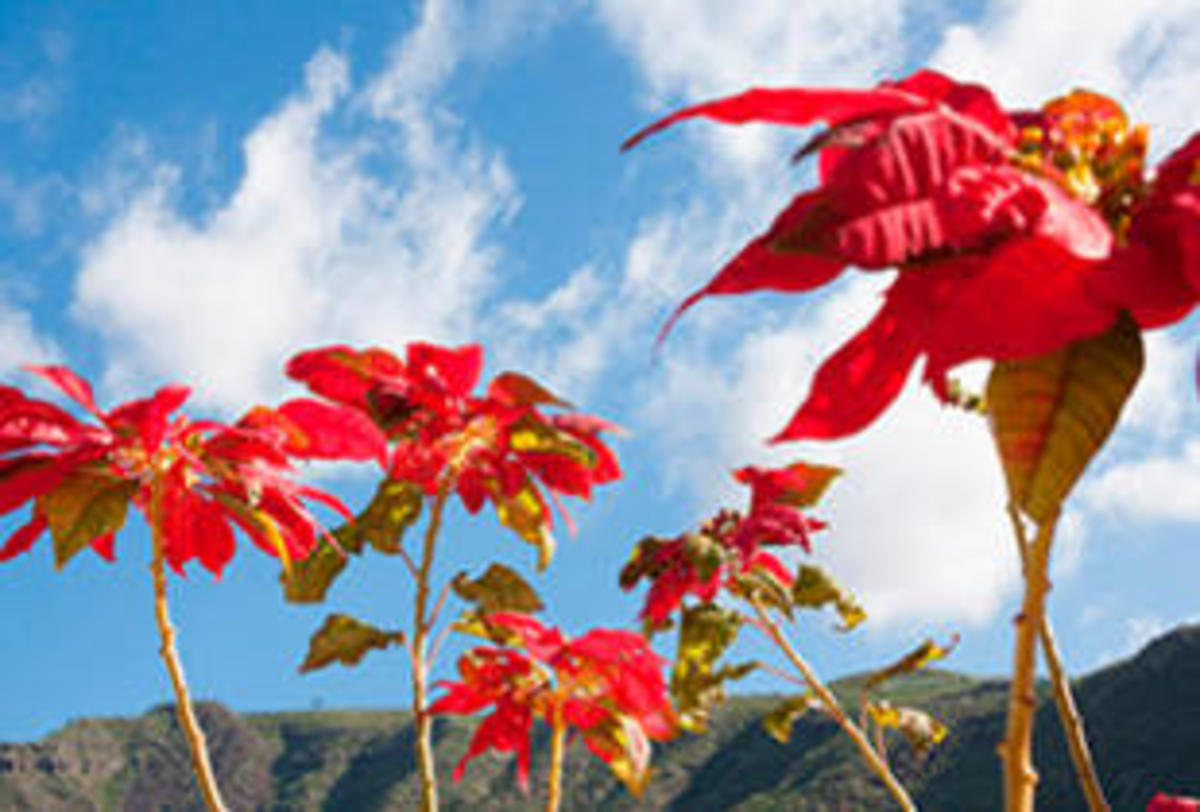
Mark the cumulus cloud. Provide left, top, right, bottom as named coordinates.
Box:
left=71, top=10, right=532, bottom=411
left=931, top=0, right=1200, bottom=150
left=0, top=298, right=58, bottom=374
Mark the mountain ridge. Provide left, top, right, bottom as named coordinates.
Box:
left=3, top=624, right=1198, bottom=810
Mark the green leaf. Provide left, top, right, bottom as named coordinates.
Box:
left=986, top=313, right=1143, bottom=524
left=283, top=540, right=350, bottom=604
left=863, top=637, right=956, bottom=692
left=791, top=565, right=866, bottom=631
left=671, top=604, right=753, bottom=733
left=348, top=479, right=424, bottom=555
left=730, top=565, right=795, bottom=619
left=866, top=701, right=948, bottom=755
left=763, top=693, right=816, bottom=744
left=299, top=613, right=405, bottom=673
left=451, top=563, right=544, bottom=614
left=507, top=415, right=596, bottom=467
left=619, top=536, right=671, bottom=591
left=683, top=532, right=727, bottom=584
left=283, top=479, right=423, bottom=604
left=37, top=469, right=136, bottom=570
left=493, top=477, right=555, bottom=571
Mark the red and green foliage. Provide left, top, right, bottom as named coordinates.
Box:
left=282, top=342, right=621, bottom=582
left=0, top=365, right=352, bottom=575
left=431, top=612, right=676, bottom=796
left=620, top=461, right=834, bottom=630
left=627, top=70, right=1199, bottom=443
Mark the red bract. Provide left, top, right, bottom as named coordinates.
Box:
left=431, top=613, right=675, bottom=795
left=285, top=343, right=621, bottom=565
left=628, top=70, right=1199, bottom=440
left=621, top=462, right=831, bottom=627
left=1148, top=793, right=1200, bottom=812
left=0, top=366, right=350, bottom=576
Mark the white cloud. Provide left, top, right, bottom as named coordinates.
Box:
left=634, top=274, right=1020, bottom=627
left=72, top=16, right=526, bottom=410
left=595, top=0, right=908, bottom=178
left=931, top=0, right=1200, bottom=153
left=1084, top=440, right=1200, bottom=524
left=0, top=298, right=58, bottom=374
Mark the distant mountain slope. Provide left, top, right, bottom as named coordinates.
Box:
left=3, top=625, right=1198, bottom=810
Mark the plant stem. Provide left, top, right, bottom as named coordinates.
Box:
left=148, top=482, right=228, bottom=812
left=545, top=704, right=567, bottom=812
left=1002, top=510, right=1057, bottom=812
left=410, top=484, right=450, bottom=812
left=1006, top=507, right=1109, bottom=812
left=749, top=599, right=915, bottom=811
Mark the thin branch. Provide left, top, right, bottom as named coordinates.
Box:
left=1007, top=505, right=1110, bottom=812
left=410, top=484, right=451, bottom=812
left=149, top=481, right=228, bottom=812
left=749, top=599, right=915, bottom=811
left=1002, top=508, right=1057, bottom=812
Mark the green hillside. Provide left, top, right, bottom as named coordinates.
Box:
left=3, top=625, right=1198, bottom=810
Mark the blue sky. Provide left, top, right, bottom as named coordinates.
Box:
left=2, top=0, right=1199, bottom=742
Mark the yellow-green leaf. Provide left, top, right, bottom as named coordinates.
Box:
left=451, top=563, right=544, bottom=614
left=581, top=714, right=653, bottom=798
left=863, top=637, right=956, bottom=691
left=670, top=604, right=752, bottom=733
left=493, top=478, right=555, bottom=570
left=283, top=479, right=423, bottom=604
left=987, top=314, right=1143, bottom=524
left=507, top=415, right=596, bottom=467
left=38, top=470, right=136, bottom=570
left=299, top=613, right=405, bottom=673
left=867, top=701, right=948, bottom=755
left=763, top=693, right=816, bottom=744
left=729, top=566, right=794, bottom=618
left=791, top=565, right=866, bottom=631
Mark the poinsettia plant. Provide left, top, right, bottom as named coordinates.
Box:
left=627, top=67, right=1200, bottom=811
left=283, top=341, right=622, bottom=812
left=621, top=460, right=951, bottom=811
left=431, top=611, right=676, bottom=811
left=0, top=366, right=359, bottom=811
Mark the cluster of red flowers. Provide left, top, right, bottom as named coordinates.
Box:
left=282, top=343, right=621, bottom=562
left=628, top=69, right=1199, bottom=441
left=620, top=461, right=833, bottom=627
left=0, top=366, right=353, bottom=575
left=430, top=612, right=676, bottom=794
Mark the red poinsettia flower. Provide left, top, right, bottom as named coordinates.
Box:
left=626, top=70, right=1199, bottom=440
left=620, top=462, right=833, bottom=627
left=430, top=612, right=676, bottom=795
left=0, top=366, right=352, bottom=576
left=1148, top=793, right=1200, bottom=812
left=285, top=342, right=621, bottom=566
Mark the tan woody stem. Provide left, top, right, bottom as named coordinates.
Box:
left=410, top=484, right=451, bottom=812
left=1002, top=509, right=1057, bottom=812
left=545, top=702, right=567, bottom=812
left=149, top=481, right=228, bottom=812
left=749, top=599, right=915, bottom=811
left=1007, top=506, right=1109, bottom=812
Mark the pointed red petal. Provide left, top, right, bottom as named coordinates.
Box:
left=622, top=85, right=928, bottom=151
left=25, top=366, right=104, bottom=419
left=659, top=192, right=846, bottom=343
left=772, top=283, right=925, bottom=442
left=276, top=399, right=388, bottom=465
left=407, top=343, right=484, bottom=396
left=0, top=514, right=47, bottom=561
